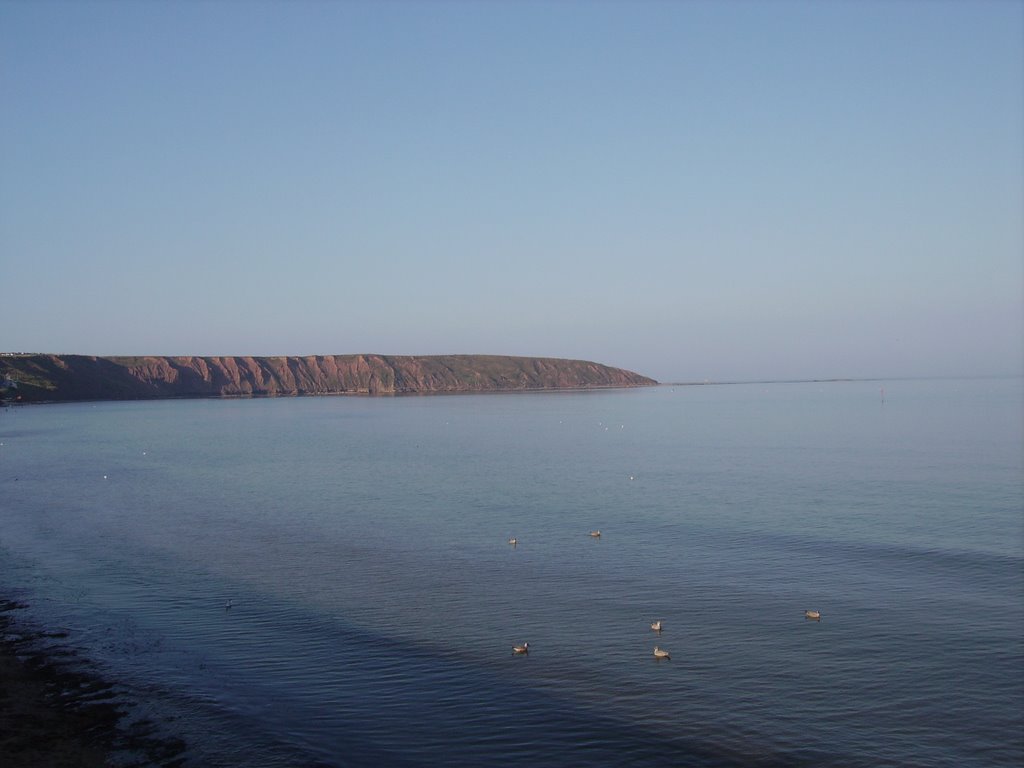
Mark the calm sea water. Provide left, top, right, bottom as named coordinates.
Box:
left=1, top=379, right=1021, bottom=767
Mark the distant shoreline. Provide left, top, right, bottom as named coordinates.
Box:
left=0, top=354, right=656, bottom=404
left=0, top=381, right=658, bottom=408
left=662, top=374, right=1021, bottom=386
left=4, top=373, right=1019, bottom=408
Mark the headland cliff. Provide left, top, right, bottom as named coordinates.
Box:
left=0, top=354, right=656, bottom=403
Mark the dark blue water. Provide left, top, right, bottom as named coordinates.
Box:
left=1, top=379, right=1021, bottom=766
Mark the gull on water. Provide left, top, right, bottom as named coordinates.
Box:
left=589, top=530, right=601, bottom=538
left=653, top=646, right=671, bottom=660
left=651, top=620, right=662, bottom=632
left=805, top=610, right=821, bottom=620
left=512, top=642, right=530, bottom=654
left=508, top=537, right=518, bottom=546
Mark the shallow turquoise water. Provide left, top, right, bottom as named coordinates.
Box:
left=1, top=378, right=1021, bottom=766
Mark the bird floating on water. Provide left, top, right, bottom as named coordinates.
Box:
left=653, top=646, right=671, bottom=660
left=512, top=642, right=530, bottom=654
left=804, top=610, right=821, bottom=621
left=508, top=537, right=518, bottom=546
left=225, top=599, right=233, bottom=611
left=589, top=530, right=601, bottom=538
left=651, top=620, right=662, bottom=632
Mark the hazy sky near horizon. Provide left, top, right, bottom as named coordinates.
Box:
left=2, top=0, right=1021, bottom=382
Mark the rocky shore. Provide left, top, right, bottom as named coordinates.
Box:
left=0, top=600, right=186, bottom=767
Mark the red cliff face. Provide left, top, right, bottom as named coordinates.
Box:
left=0, top=355, right=657, bottom=402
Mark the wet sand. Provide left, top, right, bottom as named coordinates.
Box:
left=0, top=599, right=186, bottom=767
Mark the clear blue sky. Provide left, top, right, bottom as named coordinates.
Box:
left=2, top=0, right=1021, bottom=382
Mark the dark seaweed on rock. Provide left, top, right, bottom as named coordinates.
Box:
left=0, top=600, right=187, bottom=767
